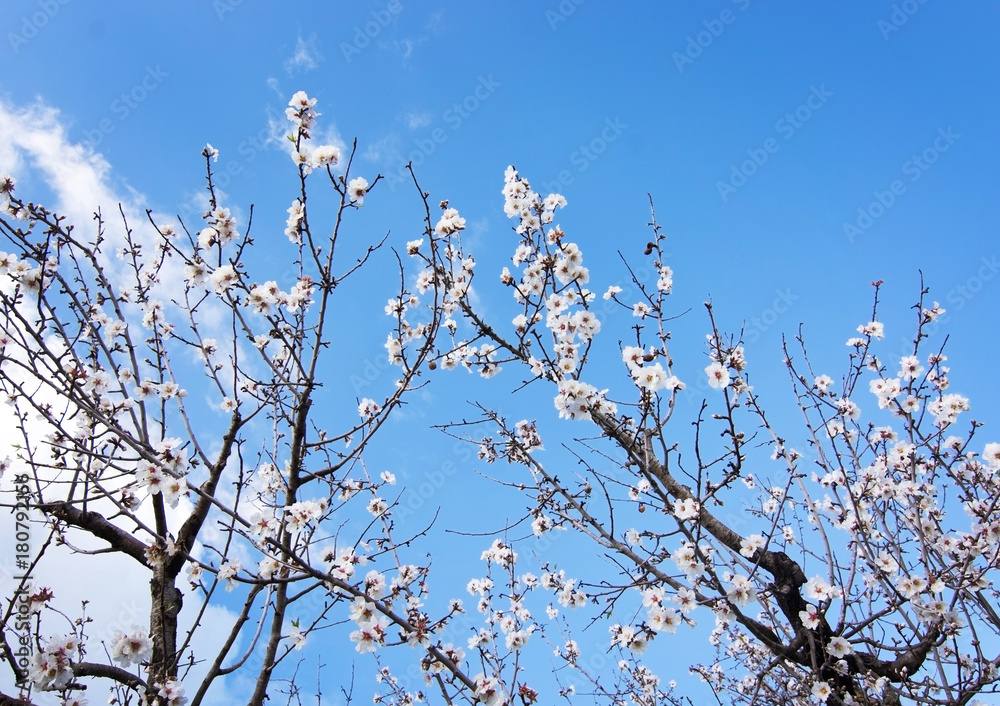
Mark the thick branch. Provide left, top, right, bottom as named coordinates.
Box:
left=74, top=660, right=147, bottom=691
left=38, top=502, right=149, bottom=565
left=591, top=410, right=941, bottom=688
left=170, top=411, right=242, bottom=577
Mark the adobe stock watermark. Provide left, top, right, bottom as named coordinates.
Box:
left=546, top=0, right=586, bottom=30
left=207, top=126, right=274, bottom=191
left=672, top=0, right=752, bottom=74
left=878, top=0, right=931, bottom=40
left=881, top=254, right=997, bottom=366
left=341, top=0, right=403, bottom=62
left=717, top=85, right=833, bottom=202
left=944, top=255, right=999, bottom=314
left=213, top=0, right=243, bottom=20
left=385, top=74, right=501, bottom=191
left=394, top=440, right=474, bottom=526
left=679, top=287, right=798, bottom=407
left=349, top=351, right=395, bottom=395
left=8, top=0, right=71, bottom=54
left=82, top=65, right=169, bottom=151
left=744, top=288, right=798, bottom=344
left=10, top=472, right=35, bottom=685
left=842, top=127, right=959, bottom=243
left=537, top=117, right=628, bottom=196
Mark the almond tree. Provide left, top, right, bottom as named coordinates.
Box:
left=423, top=166, right=1000, bottom=705
left=3, top=96, right=1000, bottom=706
left=0, top=92, right=495, bottom=706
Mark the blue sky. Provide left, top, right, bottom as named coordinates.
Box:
left=3, top=1, right=1000, bottom=703
left=5, top=1, right=997, bottom=351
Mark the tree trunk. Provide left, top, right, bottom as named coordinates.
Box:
left=148, top=563, right=182, bottom=699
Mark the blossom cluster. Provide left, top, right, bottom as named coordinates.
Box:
left=0, top=248, right=44, bottom=295
left=110, top=626, right=153, bottom=667
left=622, top=344, right=682, bottom=394
left=29, top=633, right=80, bottom=690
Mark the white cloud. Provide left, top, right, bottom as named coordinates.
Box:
left=363, top=132, right=401, bottom=163
left=0, top=98, right=148, bottom=249
left=266, top=76, right=283, bottom=99
left=284, top=33, right=322, bottom=73
left=0, top=97, right=245, bottom=700
left=404, top=112, right=432, bottom=131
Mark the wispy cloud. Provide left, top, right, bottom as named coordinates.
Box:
left=285, top=33, right=322, bottom=73
left=0, top=96, right=242, bottom=701
left=391, top=11, right=444, bottom=64
left=0, top=98, right=150, bottom=257
left=404, top=112, right=432, bottom=131
left=265, top=76, right=284, bottom=99
left=363, top=132, right=401, bottom=163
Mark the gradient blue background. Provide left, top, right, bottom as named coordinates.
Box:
left=3, top=1, right=999, bottom=703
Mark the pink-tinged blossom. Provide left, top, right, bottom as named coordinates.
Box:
left=110, top=627, right=152, bottom=667
left=553, top=379, right=617, bottom=421
left=922, top=301, right=946, bottom=321
left=673, top=498, right=700, bottom=521
left=672, top=543, right=704, bottom=580
left=348, top=176, right=369, bottom=205
left=286, top=91, right=318, bottom=131
left=632, top=363, right=669, bottom=392
left=161, top=476, right=187, bottom=508
left=311, top=144, right=341, bottom=168
left=826, top=635, right=853, bottom=657
left=367, top=496, right=388, bottom=517
left=804, top=576, right=842, bottom=601
left=435, top=208, right=466, bottom=235
left=473, top=674, right=505, bottom=706
left=726, top=574, right=756, bottom=606
left=928, top=393, right=970, bottom=427
left=349, top=597, right=377, bottom=624
left=350, top=616, right=389, bottom=653
left=218, top=560, right=241, bottom=592
left=857, top=321, right=885, bottom=339
left=137, top=463, right=164, bottom=495
left=648, top=606, right=682, bottom=633
left=505, top=629, right=531, bottom=651
left=156, top=679, right=186, bottom=706
left=983, top=442, right=1000, bottom=469
left=358, top=397, right=381, bottom=418
left=799, top=603, right=820, bottom=629
left=674, top=587, right=698, bottom=614
left=811, top=680, right=832, bottom=702
left=656, top=265, right=673, bottom=293
left=285, top=498, right=328, bottom=531
left=870, top=377, right=902, bottom=409
left=622, top=345, right=645, bottom=371
left=209, top=265, right=239, bottom=294
left=740, top=534, right=765, bottom=558
left=29, top=634, right=80, bottom=689
left=836, top=398, right=861, bottom=421
left=814, top=374, right=834, bottom=393
left=257, top=557, right=279, bottom=580
left=705, top=362, right=730, bottom=389
left=543, top=193, right=567, bottom=211
left=898, top=355, right=924, bottom=380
